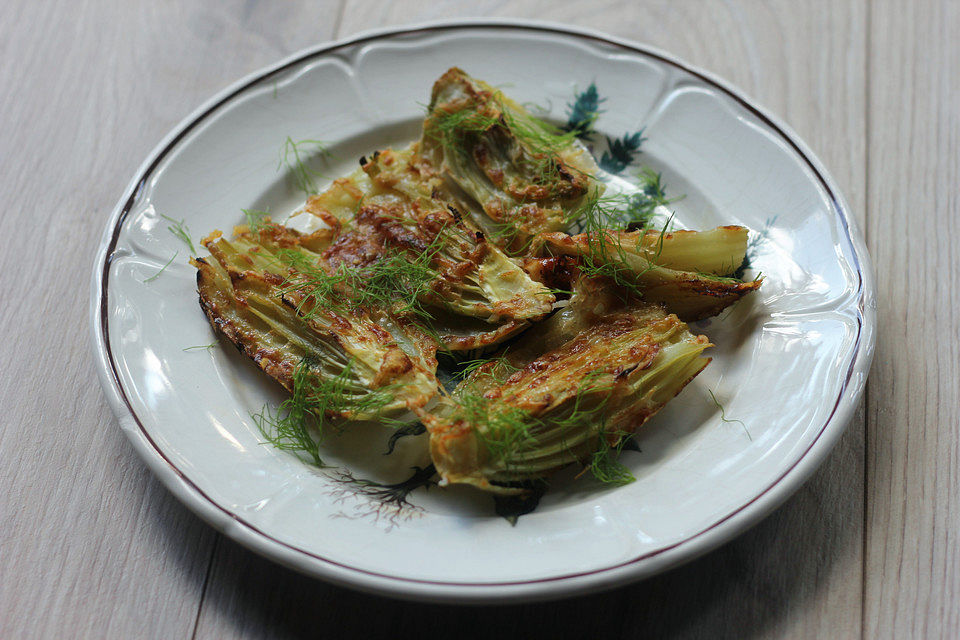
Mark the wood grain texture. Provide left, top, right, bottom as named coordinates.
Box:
left=0, top=0, right=342, bottom=637
left=17, top=0, right=960, bottom=638
left=192, top=3, right=868, bottom=639
left=866, top=1, right=960, bottom=638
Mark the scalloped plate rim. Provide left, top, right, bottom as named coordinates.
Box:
left=89, top=18, right=876, bottom=604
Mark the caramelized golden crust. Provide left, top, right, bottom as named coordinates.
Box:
left=194, top=229, right=440, bottom=417
left=494, top=313, right=663, bottom=411
left=422, top=300, right=713, bottom=492
left=189, top=69, right=762, bottom=496
left=519, top=255, right=578, bottom=290
left=538, top=225, right=751, bottom=276
left=536, top=226, right=761, bottom=321
left=195, top=257, right=299, bottom=392
left=640, top=272, right=761, bottom=322
left=420, top=67, right=603, bottom=247
left=283, top=145, right=556, bottom=330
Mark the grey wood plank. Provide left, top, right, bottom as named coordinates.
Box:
left=194, top=2, right=868, bottom=639
left=865, top=1, right=960, bottom=637
left=0, top=0, right=342, bottom=637
left=193, top=440, right=865, bottom=640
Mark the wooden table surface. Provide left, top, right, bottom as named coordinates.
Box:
left=2, top=1, right=957, bottom=638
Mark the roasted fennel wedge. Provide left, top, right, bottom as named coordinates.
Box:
left=419, top=67, right=603, bottom=251
left=194, top=228, right=439, bottom=422
left=537, top=225, right=762, bottom=321
left=359, top=147, right=555, bottom=323
left=294, top=144, right=555, bottom=351
left=301, top=145, right=558, bottom=321
left=420, top=300, right=712, bottom=493
left=188, top=67, right=764, bottom=513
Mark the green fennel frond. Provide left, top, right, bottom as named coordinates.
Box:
left=708, top=389, right=751, bottom=441
left=427, top=92, right=580, bottom=190
left=182, top=342, right=217, bottom=352
left=558, top=166, right=685, bottom=299
left=455, top=353, right=522, bottom=382
left=242, top=208, right=271, bottom=232
left=160, top=214, right=197, bottom=254
left=567, top=168, right=679, bottom=233
left=142, top=251, right=179, bottom=283
left=465, top=397, right=539, bottom=467
left=275, top=229, right=445, bottom=329
left=456, top=368, right=615, bottom=473
left=587, top=427, right=637, bottom=486
left=566, top=184, right=675, bottom=298
left=502, top=106, right=580, bottom=186
left=254, top=359, right=397, bottom=467
left=278, top=137, right=330, bottom=195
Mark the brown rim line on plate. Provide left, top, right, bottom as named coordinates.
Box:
left=89, top=19, right=875, bottom=603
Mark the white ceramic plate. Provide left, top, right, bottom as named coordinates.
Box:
left=90, top=20, right=876, bottom=603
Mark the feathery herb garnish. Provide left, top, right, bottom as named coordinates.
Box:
left=160, top=215, right=197, bottom=254
left=624, top=168, right=680, bottom=229
left=556, top=167, right=686, bottom=299
left=503, top=109, right=582, bottom=188
left=564, top=82, right=604, bottom=138
left=708, top=389, right=751, bottom=441
left=572, top=189, right=675, bottom=298
left=599, top=129, right=646, bottom=175
left=566, top=168, right=679, bottom=233
left=277, top=235, right=442, bottom=325
left=254, top=359, right=398, bottom=466
left=442, top=357, right=535, bottom=467
left=242, top=208, right=271, bottom=232
left=479, top=217, right=535, bottom=253
left=464, top=397, right=539, bottom=468
left=424, top=72, right=584, bottom=192
left=450, top=365, right=621, bottom=482
left=455, top=353, right=521, bottom=382
left=278, top=137, right=330, bottom=195
left=182, top=342, right=217, bottom=351
left=428, top=95, right=580, bottom=190
left=587, top=428, right=637, bottom=485
left=142, top=251, right=179, bottom=283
